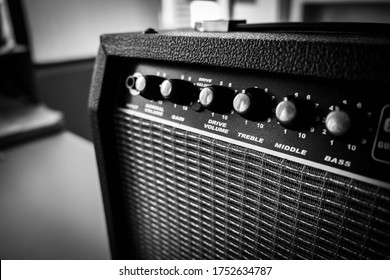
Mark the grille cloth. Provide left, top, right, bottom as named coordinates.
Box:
left=114, top=110, right=390, bottom=259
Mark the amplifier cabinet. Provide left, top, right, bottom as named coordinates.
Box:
left=89, top=26, right=390, bottom=259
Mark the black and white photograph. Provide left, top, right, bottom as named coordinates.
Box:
left=1, top=0, right=389, bottom=278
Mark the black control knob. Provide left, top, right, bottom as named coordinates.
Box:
left=275, top=96, right=315, bottom=130
left=199, top=85, right=235, bottom=114
left=125, top=73, right=165, bottom=100
left=160, top=79, right=197, bottom=105
left=325, top=106, right=352, bottom=137
left=233, top=88, right=272, bottom=121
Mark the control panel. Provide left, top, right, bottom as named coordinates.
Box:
left=117, top=60, right=390, bottom=186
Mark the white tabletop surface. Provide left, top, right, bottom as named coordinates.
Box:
left=0, top=131, right=110, bottom=259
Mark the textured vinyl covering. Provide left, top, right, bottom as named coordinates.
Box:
left=100, top=30, right=390, bottom=83
left=115, top=110, right=390, bottom=259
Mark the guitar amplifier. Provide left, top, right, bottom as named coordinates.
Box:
left=89, top=22, right=390, bottom=259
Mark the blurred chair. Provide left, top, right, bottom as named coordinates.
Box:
left=0, top=0, right=110, bottom=260
left=0, top=0, right=63, bottom=147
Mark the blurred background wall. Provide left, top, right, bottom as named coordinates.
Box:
left=24, top=0, right=161, bottom=63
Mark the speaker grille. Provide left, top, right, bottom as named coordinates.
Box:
left=114, top=110, right=390, bottom=259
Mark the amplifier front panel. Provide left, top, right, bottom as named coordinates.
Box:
left=110, top=59, right=390, bottom=259
left=115, top=111, right=390, bottom=259
left=118, top=60, right=390, bottom=185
